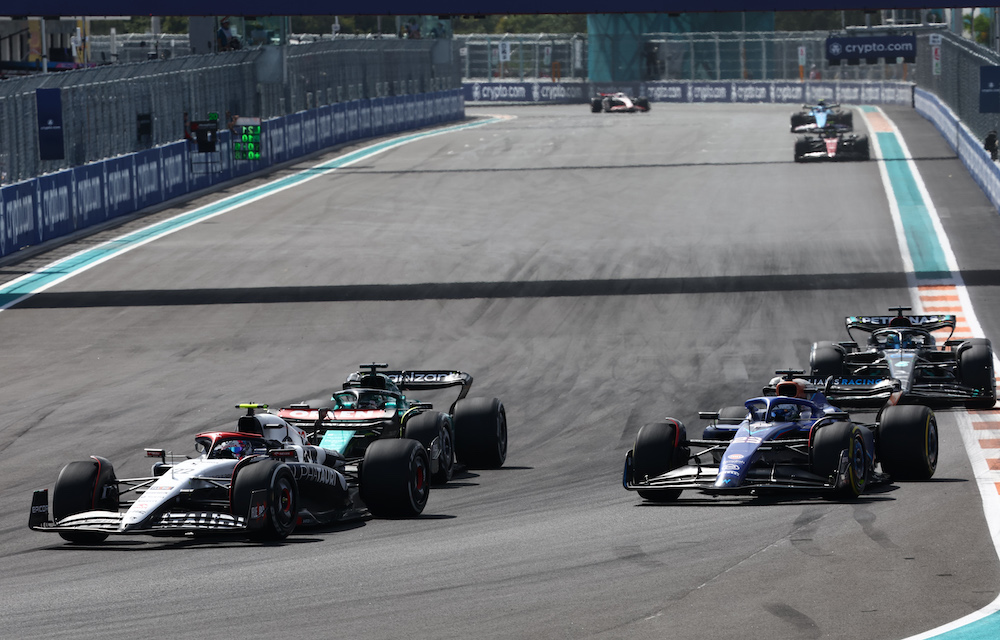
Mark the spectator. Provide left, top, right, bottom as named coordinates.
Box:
left=217, top=17, right=239, bottom=51
left=809, top=64, right=822, bottom=80
left=985, top=130, right=998, bottom=160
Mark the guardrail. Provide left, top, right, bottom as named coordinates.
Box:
left=462, top=80, right=914, bottom=105
left=0, top=89, right=463, bottom=260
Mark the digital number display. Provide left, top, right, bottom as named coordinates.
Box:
left=232, top=118, right=263, bottom=161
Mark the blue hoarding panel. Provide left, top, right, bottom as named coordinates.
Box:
left=2, top=180, right=39, bottom=254
left=72, top=162, right=106, bottom=229
left=134, top=148, right=164, bottom=211
left=103, top=155, right=136, bottom=219
left=36, top=88, right=65, bottom=161
left=36, top=170, right=74, bottom=242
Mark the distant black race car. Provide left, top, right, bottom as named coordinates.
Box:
left=590, top=92, right=650, bottom=113
left=794, top=127, right=870, bottom=162
left=808, top=307, right=997, bottom=409
left=790, top=101, right=853, bottom=133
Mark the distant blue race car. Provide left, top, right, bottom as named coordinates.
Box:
left=623, top=372, right=938, bottom=502
left=790, top=101, right=853, bottom=133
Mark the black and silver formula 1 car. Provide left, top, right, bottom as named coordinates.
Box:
left=275, top=363, right=507, bottom=485
left=29, top=405, right=430, bottom=544
left=794, top=126, right=870, bottom=162
left=623, top=372, right=938, bottom=502
left=790, top=101, right=853, bottom=133
left=808, top=307, right=997, bottom=409
left=590, top=92, right=650, bottom=113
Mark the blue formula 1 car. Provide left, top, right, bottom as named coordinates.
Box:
left=790, top=100, right=853, bottom=133
left=623, top=372, right=938, bottom=502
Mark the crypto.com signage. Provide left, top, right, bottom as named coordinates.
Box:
left=826, top=35, right=917, bottom=65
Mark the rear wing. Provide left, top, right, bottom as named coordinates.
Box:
left=344, top=365, right=474, bottom=410
left=845, top=309, right=957, bottom=337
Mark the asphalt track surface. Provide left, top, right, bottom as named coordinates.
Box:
left=2, top=103, right=1000, bottom=640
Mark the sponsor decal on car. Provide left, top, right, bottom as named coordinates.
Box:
left=732, top=436, right=763, bottom=444
left=727, top=453, right=745, bottom=460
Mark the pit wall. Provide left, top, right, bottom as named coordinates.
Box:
left=0, top=89, right=463, bottom=259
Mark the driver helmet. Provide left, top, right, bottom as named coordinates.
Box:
left=771, top=404, right=799, bottom=422
left=883, top=332, right=901, bottom=349
left=817, top=98, right=827, bottom=107
left=216, top=438, right=252, bottom=459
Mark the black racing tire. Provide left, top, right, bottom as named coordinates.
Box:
left=794, top=138, right=809, bottom=162
left=453, top=397, right=507, bottom=469
left=52, top=458, right=118, bottom=544
left=959, top=343, right=996, bottom=408
left=835, top=110, right=854, bottom=129
left=633, top=420, right=688, bottom=502
left=877, top=405, right=938, bottom=480
left=810, top=422, right=868, bottom=499
left=361, top=439, right=430, bottom=517
left=790, top=113, right=809, bottom=131
left=635, top=97, right=650, bottom=111
left=810, top=341, right=845, bottom=379
left=231, top=460, right=298, bottom=541
left=403, top=411, right=455, bottom=484
left=590, top=98, right=602, bottom=113
left=856, top=135, right=870, bottom=160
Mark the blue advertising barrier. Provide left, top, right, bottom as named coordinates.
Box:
left=2, top=180, right=39, bottom=253
left=73, top=162, right=106, bottom=229
left=0, top=90, right=463, bottom=260
left=36, top=170, right=74, bottom=243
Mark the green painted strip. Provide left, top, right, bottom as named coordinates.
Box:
left=876, top=131, right=951, bottom=277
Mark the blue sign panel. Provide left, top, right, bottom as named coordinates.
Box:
left=826, top=35, right=916, bottom=65
left=2, top=180, right=39, bottom=252
left=73, top=162, right=106, bottom=229
left=134, top=148, right=164, bottom=211
left=36, top=88, right=65, bottom=161
left=981, top=66, right=1000, bottom=114
left=36, top=170, right=73, bottom=242
left=103, top=156, right=136, bottom=219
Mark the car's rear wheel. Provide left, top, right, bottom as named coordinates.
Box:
left=794, top=138, right=809, bottom=162
left=454, top=397, right=507, bottom=469
left=590, top=98, right=602, bottom=113
left=52, top=457, right=118, bottom=544
left=635, top=97, right=650, bottom=110
left=877, top=405, right=938, bottom=480
left=810, top=422, right=867, bottom=499
left=633, top=420, right=688, bottom=502
left=959, top=341, right=996, bottom=408
left=790, top=113, right=808, bottom=131
left=856, top=135, right=870, bottom=160
left=404, top=411, right=454, bottom=484
left=361, top=439, right=430, bottom=517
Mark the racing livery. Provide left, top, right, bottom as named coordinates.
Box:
left=809, top=307, right=996, bottom=408
left=29, top=405, right=430, bottom=543
left=590, top=92, right=650, bottom=113
left=790, top=101, right=853, bottom=133
left=623, top=372, right=938, bottom=501
left=276, top=363, right=507, bottom=485
left=794, top=127, right=870, bottom=162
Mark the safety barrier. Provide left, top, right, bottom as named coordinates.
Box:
left=463, top=80, right=914, bottom=105
left=916, top=87, right=1000, bottom=215
left=0, top=89, right=464, bottom=259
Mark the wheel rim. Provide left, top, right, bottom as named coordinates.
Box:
left=273, top=475, right=296, bottom=532
left=496, top=408, right=508, bottom=461
left=410, top=453, right=429, bottom=509
left=439, top=426, right=454, bottom=477
left=926, top=416, right=939, bottom=472
left=849, top=434, right=867, bottom=493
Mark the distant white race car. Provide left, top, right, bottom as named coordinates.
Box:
left=590, top=92, right=650, bottom=113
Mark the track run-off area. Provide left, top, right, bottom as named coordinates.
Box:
left=1, top=103, right=1000, bottom=640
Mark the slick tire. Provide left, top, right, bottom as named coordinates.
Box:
left=794, top=138, right=809, bottom=162
left=959, top=342, right=997, bottom=408
left=810, top=422, right=868, bottom=499
left=361, top=439, right=429, bottom=517
left=52, top=457, right=118, bottom=544
left=404, top=411, right=455, bottom=484
left=835, top=110, right=854, bottom=129
left=790, top=113, right=809, bottom=131
left=635, top=97, right=650, bottom=111
left=877, top=405, right=938, bottom=480
left=633, top=420, right=689, bottom=502
left=810, top=341, right=845, bottom=379
left=453, top=397, right=508, bottom=469
left=231, top=460, right=298, bottom=541
left=856, top=135, right=870, bottom=160
left=590, top=98, right=602, bottom=113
